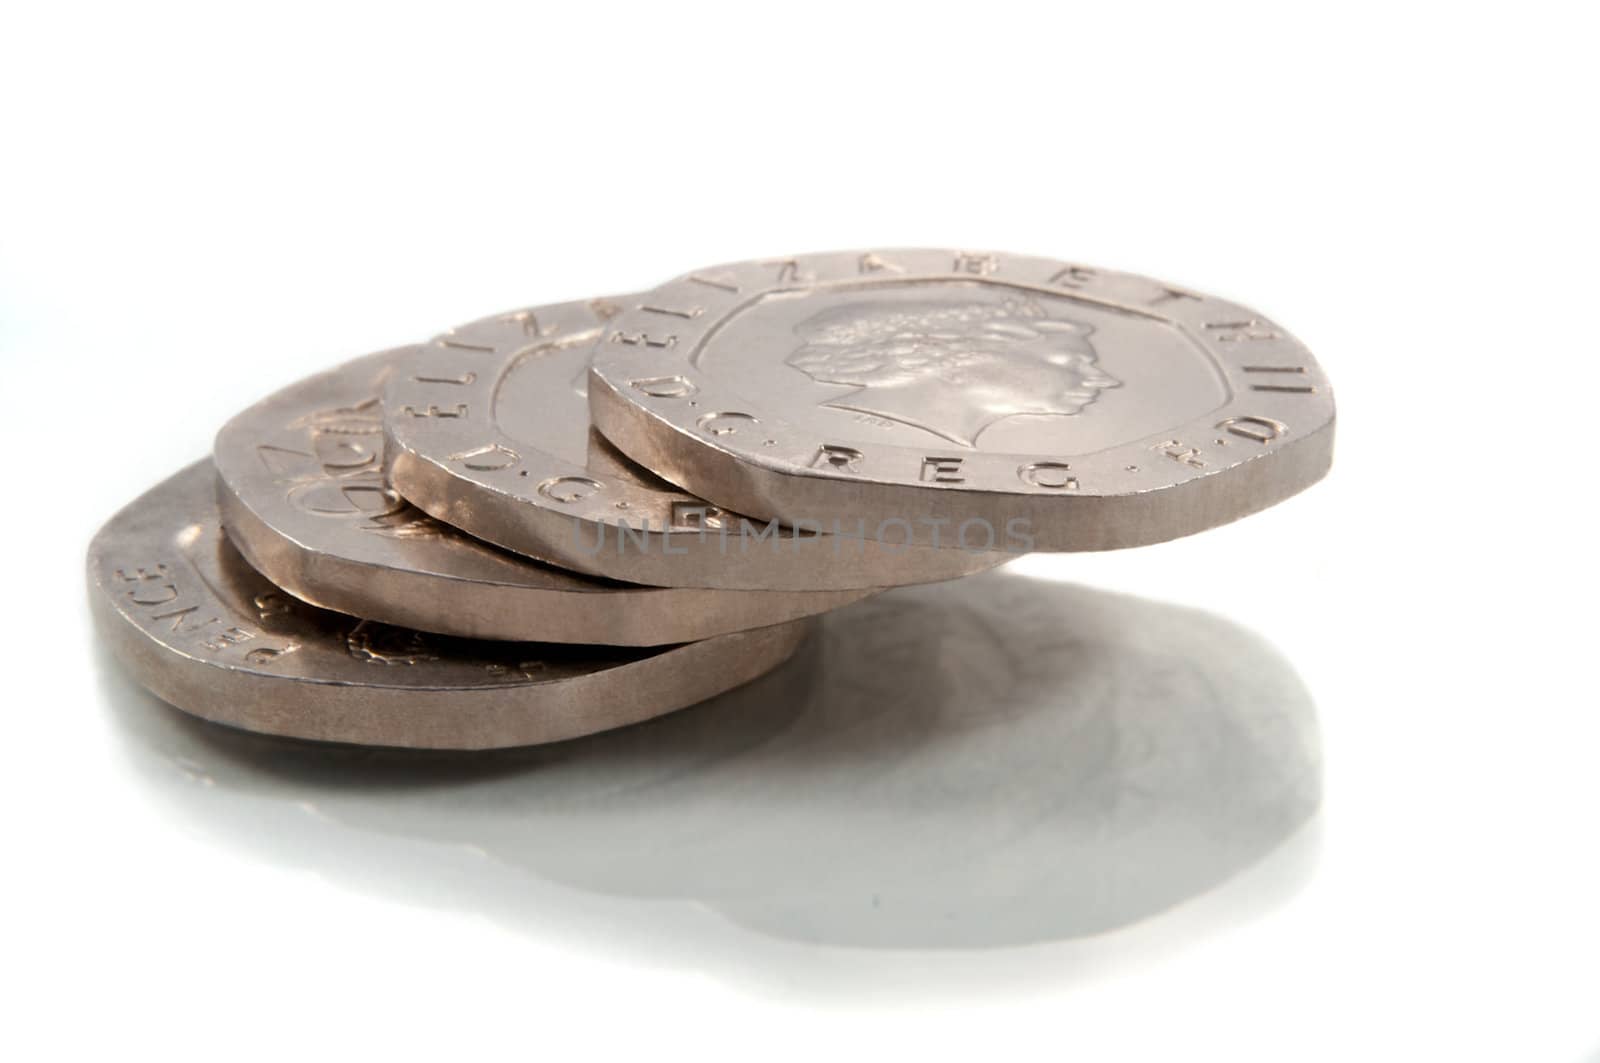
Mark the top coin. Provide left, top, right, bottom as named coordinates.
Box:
left=384, top=297, right=1005, bottom=590
left=588, top=250, right=1335, bottom=552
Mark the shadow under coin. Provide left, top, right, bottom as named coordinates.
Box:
left=100, top=570, right=1322, bottom=996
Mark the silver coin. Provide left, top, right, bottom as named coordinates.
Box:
left=384, top=297, right=1006, bottom=589
left=214, top=347, right=871, bottom=644
left=588, top=250, right=1336, bottom=551
left=88, top=461, right=812, bottom=749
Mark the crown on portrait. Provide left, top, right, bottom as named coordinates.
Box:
left=796, top=297, right=1087, bottom=349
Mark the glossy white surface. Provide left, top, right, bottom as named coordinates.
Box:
left=3, top=3, right=1596, bottom=1060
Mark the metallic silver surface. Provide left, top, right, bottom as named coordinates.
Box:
left=588, top=250, right=1336, bottom=551
left=88, top=462, right=811, bottom=749
left=214, top=347, right=871, bottom=644
left=385, top=298, right=1006, bottom=590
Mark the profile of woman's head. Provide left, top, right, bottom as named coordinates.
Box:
left=786, top=296, right=1120, bottom=446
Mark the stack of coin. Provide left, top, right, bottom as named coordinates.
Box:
left=89, top=249, right=1335, bottom=749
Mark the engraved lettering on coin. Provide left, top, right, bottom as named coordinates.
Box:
left=1217, top=416, right=1288, bottom=443
left=765, top=259, right=814, bottom=284
left=785, top=297, right=1121, bottom=447
left=857, top=252, right=904, bottom=274
left=1018, top=461, right=1079, bottom=489
left=400, top=402, right=468, bottom=418
left=128, top=580, right=179, bottom=606
left=953, top=251, right=999, bottom=275
left=151, top=604, right=209, bottom=633
left=688, top=272, right=740, bottom=292
left=811, top=444, right=864, bottom=472
left=286, top=478, right=407, bottom=519
left=631, top=375, right=699, bottom=398
left=537, top=475, right=604, bottom=504
left=255, top=444, right=315, bottom=477
left=1153, top=439, right=1207, bottom=468
left=696, top=411, right=758, bottom=436
left=640, top=304, right=703, bottom=320
left=1048, top=265, right=1097, bottom=288
left=920, top=456, right=965, bottom=483
left=244, top=644, right=300, bottom=665
left=201, top=627, right=254, bottom=652
left=449, top=442, right=521, bottom=471
left=1148, top=287, right=1199, bottom=305
left=671, top=501, right=727, bottom=530
left=1205, top=319, right=1279, bottom=343
left=499, top=308, right=546, bottom=335
left=252, top=589, right=293, bottom=618
left=114, top=564, right=170, bottom=585
left=610, top=330, right=676, bottom=349
left=1243, top=365, right=1317, bottom=394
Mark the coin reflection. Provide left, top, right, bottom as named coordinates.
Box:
left=101, top=570, right=1320, bottom=983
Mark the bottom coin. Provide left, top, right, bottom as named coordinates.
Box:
left=88, top=461, right=812, bottom=749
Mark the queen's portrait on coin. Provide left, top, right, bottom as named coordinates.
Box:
left=785, top=296, right=1121, bottom=446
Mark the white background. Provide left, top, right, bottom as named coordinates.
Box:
left=3, top=3, right=1597, bottom=1060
